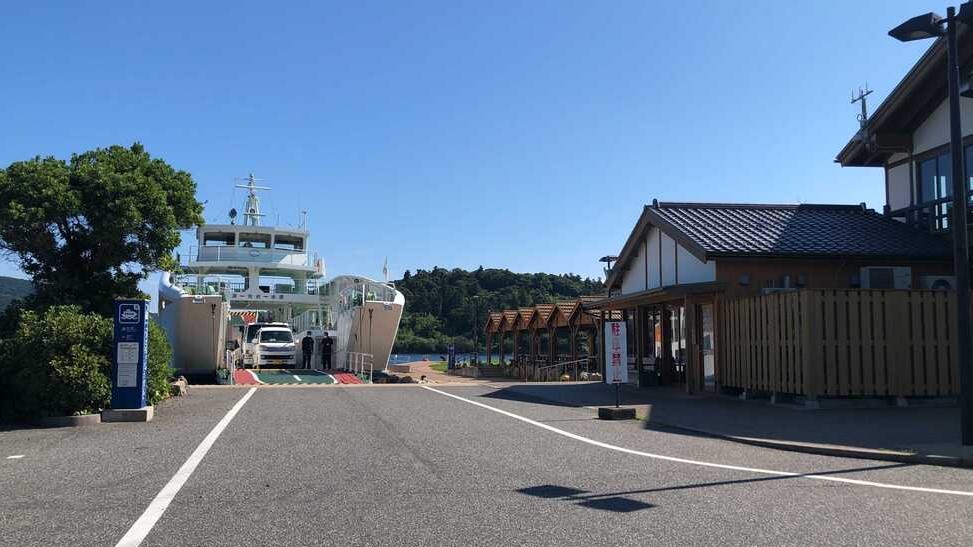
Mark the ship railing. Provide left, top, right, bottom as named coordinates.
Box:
left=187, top=245, right=319, bottom=268
left=338, top=351, right=374, bottom=383
left=176, top=274, right=324, bottom=298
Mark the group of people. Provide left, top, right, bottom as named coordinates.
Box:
left=300, top=331, right=333, bottom=370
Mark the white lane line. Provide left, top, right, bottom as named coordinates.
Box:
left=421, top=386, right=973, bottom=498
left=245, top=370, right=265, bottom=385
left=6, top=455, right=24, bottom=459
left=292, top=375, right=302, bottom=382
left=114, top=387, right=257, bottom=547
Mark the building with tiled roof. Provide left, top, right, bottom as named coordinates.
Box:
left=587, top=199, right=953, bottom=393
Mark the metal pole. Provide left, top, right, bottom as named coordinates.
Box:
left=615, top=382, right=620, bottom=408
left=946, top=7, right=973, bottom=446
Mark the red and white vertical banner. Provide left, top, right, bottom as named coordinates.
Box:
left=604, top=321, right=627, bottom=384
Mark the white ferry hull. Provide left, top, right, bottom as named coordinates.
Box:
left=334, top=296, right=404, bottom=370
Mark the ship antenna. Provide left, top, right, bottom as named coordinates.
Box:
left=234, top=173, right=271, bottom=226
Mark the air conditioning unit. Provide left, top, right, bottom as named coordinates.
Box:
left=919, top=275, right=957, bottom=291
left=859, top=266, right=912, bottom=289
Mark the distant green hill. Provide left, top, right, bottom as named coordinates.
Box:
left=0, top=276, right=33, bottom=311
left=392, top=266, right=604, bottom=353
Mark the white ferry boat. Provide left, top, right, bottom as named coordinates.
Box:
left=157, top=175, right=404, bottom=381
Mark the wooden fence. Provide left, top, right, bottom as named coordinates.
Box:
left=717, top=289, right=960, bottom=399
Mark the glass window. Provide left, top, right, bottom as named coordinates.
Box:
left=917, top=155, right=952, bottom=231
left=965, top=144, right=973, bottom=202
left=260, top=330, right=293, bottom=343
left=920, top=157, right=937, bottom=204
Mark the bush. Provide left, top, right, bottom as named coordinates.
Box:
left=147, top=321, right=173, bottom=404
left=0, top=306, right=113, bottom=419
left=0, top=306, right=174, bottom=421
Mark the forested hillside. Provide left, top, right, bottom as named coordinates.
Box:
left=392, top=267, right=603, bottom=353
left=0, top=276, right=32, bottom=312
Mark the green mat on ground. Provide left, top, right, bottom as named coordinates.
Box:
left=253, top=369, right=335, bottom=384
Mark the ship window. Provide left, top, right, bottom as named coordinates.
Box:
left=239, top=233, right=271, bottom=248
left=274, top=234, right=304, bottom=251
left=203, top=232, right=235, bottom=246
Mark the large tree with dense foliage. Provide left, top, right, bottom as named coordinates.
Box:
left=0, top=143, right=203, bottom=315
left=393, top=266, right=604, bottom=353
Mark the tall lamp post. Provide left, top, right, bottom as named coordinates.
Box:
left=890, top=3, right=973, bottom=448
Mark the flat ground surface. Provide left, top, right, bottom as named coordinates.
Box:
left=2, top=384, right=973, bottom=546
left=253, top=369, right=335, bottom=385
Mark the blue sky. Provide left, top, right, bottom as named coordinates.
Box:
left=0, top=1, right=940, bottom=294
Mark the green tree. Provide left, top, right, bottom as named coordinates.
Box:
left=393, top=266, right=604, bottom=353
left=0, top=143, right=203, bottom=316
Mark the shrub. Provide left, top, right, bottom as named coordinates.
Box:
left=0, top=306, right=174, bottom=421
left=0, top=306, right=113, bottom=419
left=147, top=321, right=173, bottom=404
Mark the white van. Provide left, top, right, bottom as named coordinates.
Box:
left=251, top=326, right=297, bottom=369
left=243, top=323, right=297, bottom=368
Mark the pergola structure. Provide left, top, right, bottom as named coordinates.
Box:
left=484, top=296, right=609, bottom=377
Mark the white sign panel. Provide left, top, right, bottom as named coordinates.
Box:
left=604, top=321, right=628, bottom=384
left=116, top=342, right=140, bottom=388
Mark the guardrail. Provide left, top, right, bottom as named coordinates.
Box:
left=533, top=357, right=594, bottom=382
left=512, top=356, right=595, bottom=382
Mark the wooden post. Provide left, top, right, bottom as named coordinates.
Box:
left=570, top=325, right=578, bottom=361
left=486, top=331, right=492, bottom=367
left=888, top=291, right=912, bottom=403
left=800, top=290, right=823, bottom=406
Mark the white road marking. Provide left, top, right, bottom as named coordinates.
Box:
left=292, top=375, right=302, bottom=382
left=245, top=370, right=265, bottom=385
left=6, top=455, right=24, bottom=459
left=421, top=386, right=973, bottom=498
left=114, top=387, right=257, bottom=547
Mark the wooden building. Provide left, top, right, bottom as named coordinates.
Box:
left=584, top=200, right=954, bottom=394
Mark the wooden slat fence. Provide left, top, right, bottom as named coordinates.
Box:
left=717, top=289, right=959, bottom=399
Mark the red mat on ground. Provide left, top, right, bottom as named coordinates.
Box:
left=233, top=369, right=261, bottom=385
left=330, top=372, right=363, bottom=384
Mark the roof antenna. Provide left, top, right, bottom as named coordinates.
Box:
left=851, top=84, right=873, bottom=129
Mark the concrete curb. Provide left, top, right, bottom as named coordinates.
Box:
left=509, top=388, right=971, bottom=468
left=645, top=420, right=969, bottom=468
left=35, top=414, right=102, bottom=428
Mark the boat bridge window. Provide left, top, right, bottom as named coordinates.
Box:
left=202, top=232, right=236, bottom=246
left=273, top=234, right=305, bottom=251
left=239, top=233, right=271, bottom=248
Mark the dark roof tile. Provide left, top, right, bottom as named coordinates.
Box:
left=651, top=203, right=952, bottom=259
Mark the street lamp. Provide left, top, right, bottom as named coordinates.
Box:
left=890, top=3, right=973, bottom=449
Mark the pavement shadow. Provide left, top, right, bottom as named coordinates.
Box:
left=517, top=462, right=910, bottom=512
left=479, top=382, right=958, bottom=451
left=481, top=382, right=653, bottom=409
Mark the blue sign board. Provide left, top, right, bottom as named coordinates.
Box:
left=111, top=299, right=148, bottom=409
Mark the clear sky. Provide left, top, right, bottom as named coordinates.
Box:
left=0, top=0, right=942, bottom=294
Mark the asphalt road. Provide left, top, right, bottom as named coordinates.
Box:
left=2, top=384, right=973, bottom=546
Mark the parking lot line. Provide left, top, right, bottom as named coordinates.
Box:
left=422, top=386, right=973, bottom=498
left=114, top=387, right=257, bottom=547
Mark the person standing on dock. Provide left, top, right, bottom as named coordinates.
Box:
left=321, top=332, right=333, bottom=370
left=301, top=331, right=314, bottom=369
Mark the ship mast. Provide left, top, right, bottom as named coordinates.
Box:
left=235, top=173, right=270, bottom=226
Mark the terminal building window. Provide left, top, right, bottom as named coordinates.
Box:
left=915, top=145, right=973, bottom=232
